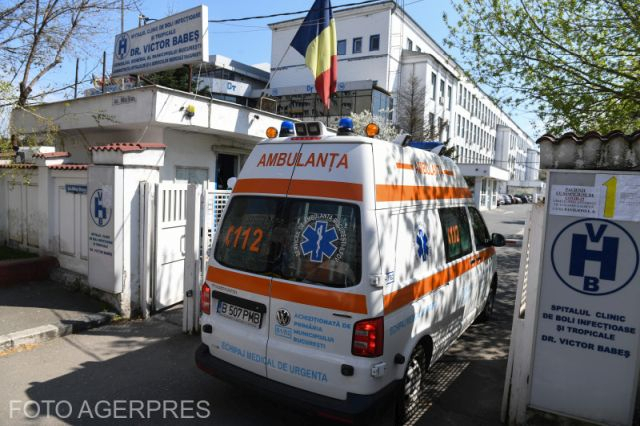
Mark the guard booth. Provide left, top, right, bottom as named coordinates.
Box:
left=502, top=131, right=640, bottom=426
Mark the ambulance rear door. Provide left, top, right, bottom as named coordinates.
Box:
left=264, top=142, right=381, bottom=400
left=204, top=142, right=301, bottom=377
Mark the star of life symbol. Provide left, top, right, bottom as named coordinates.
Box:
left=300, top=220, right=339, bottom=263
left=416, top=228, right=429, bottom=261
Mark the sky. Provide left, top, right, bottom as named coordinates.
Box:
left=40, top=0, right=540, bottom=138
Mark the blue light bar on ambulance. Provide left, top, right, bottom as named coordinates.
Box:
left=337, top=117, right=354, bottom=135
left=408, top=141, right=444, bottom=153
left=280, top=121, right=295, bottom=136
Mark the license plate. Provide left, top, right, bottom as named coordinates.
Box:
left=217, top=300, right=263, bottom=328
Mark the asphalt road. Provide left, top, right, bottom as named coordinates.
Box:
left=0, top=204, right=532, bottom=426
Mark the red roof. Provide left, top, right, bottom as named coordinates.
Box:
left=0, top=163, right=37, bottom=169
left=49, top=164, right=88, bottom=171
left=89, top=143, right=166, bottom=153
left=32, top=151, right=70, bottom=159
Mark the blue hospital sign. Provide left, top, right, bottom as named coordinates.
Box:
left=90, top=189, right=111, bottom=227
left=115, top=33, right=129, bottom=60
left=551, top=219, right=639, bottom=296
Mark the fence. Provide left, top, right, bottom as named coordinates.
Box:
left=0, top=164, right=89, bottom=275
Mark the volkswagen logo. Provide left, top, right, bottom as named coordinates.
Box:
left=276, top=308, right=291, bottom=327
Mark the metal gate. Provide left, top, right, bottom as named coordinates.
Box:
left=183, top=184, right=232, bottom=332
left=153, top=182, right=189, bottom=311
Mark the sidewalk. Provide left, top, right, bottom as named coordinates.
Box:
left=0, top=280, right=116, bottom=352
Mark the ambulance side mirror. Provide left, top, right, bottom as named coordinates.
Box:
left=491, top=233, right=506, bottom=247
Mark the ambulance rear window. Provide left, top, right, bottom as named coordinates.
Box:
left=214, top=196, right=362, bottom=287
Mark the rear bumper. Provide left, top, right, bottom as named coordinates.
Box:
left=195, top=343, right=399, bottom=424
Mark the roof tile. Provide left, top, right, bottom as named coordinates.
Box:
left=89, top=143, right=166, bottom=153
left=49, top=164, right=88, bottom=171
left=537, top=130, right=640, bottom=170
left=0, top=163, right=37, bottom=169
left=32, top=151, right=70, bottom=159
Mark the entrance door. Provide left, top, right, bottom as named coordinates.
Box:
left=153, top=182, right=189, bottom=310
left=215, top=154, right=238, bottom=190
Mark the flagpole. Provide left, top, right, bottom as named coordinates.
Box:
left=325, top=98, right=329, bottom=126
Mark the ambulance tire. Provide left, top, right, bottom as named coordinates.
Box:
left=476, top=275, right=498, bottom=323
left=395, top=344, right=428, bottom=424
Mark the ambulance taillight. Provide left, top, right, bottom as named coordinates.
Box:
left=352, top=317, right=384, bottom=357
left=201, top=283, right=211, bottom=315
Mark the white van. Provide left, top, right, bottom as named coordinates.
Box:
left=196, top=120, right=505, bottom=423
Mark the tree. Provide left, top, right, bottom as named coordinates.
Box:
left=146, top=66, right=191, bottom=93
left=396, top=72, right=426, bottom=140
left=349, top=110, right=398, bottom=141
left=0, top=0, right=138, bottom=147
left=395, top=71, right=456, bottom=158
left=445, top=0, right=640, bottom=134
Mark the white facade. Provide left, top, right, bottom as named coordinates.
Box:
left=268, top=0, right=540, bottom=197
left=11, top=85, right=286, bottom=189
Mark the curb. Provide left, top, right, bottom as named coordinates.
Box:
left=0, top=312, right=115, bottom=352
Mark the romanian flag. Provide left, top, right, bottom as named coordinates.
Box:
left=290, top=0, right=337, bottom=110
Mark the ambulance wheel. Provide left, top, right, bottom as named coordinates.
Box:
left=476, top=276, right=497, bottom=323
left=395, top=344, right=427, bottom=424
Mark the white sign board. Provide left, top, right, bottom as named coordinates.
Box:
left=549, top=174, right=640, bottom=222
left=198, top=78, right=252, bottom=96
left=530, top=170, right=640, bottom=425
left=88, top=166, right=123, bottom=293
left=112, top=5, right=208, bottom=77
left=549, top=185, right=599, bottom=217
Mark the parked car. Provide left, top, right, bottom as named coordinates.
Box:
left=499, top=194, right=511, bottom=205
left=514, top=194, right=528, bottom=204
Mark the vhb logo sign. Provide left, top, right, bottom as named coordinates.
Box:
left=90, top=189, right=111, bottom=227
left=551, top=219, right=638, bottom=296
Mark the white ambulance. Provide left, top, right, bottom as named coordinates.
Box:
left=196, top=119, right=505, bottom=423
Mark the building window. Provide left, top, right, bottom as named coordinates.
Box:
left=447, top=85, right=452, bottom=110
left=428, top=113, right=435, bottom=137
left=416, top=46, right=421, bottom=53
left=439, top=79, right=445, bottom=100
left=352, top=37, right=362, bottom=54
left=407, top=38, right=413, bottom=50
left=337, top=39, right=346, bottom=55
left=369, top=34, right=380, bottom=51
left=176, top=166, right=208, bottom=184
left=431, top=72, right=437, bottom=100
